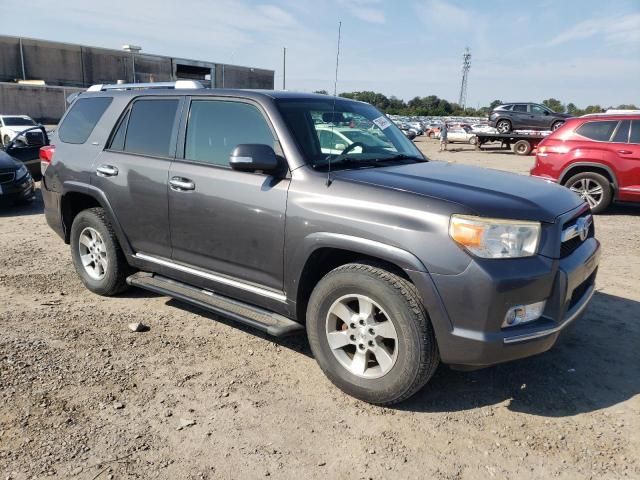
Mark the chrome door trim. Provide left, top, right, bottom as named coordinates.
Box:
left=134, top=253, right=287, bottom=302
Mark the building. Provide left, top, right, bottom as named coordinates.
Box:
left=0, top=35, right=275, bottom=123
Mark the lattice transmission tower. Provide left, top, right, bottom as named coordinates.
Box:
left=458, top=47, right=471, bottom=110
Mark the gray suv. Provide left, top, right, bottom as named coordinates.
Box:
left=489, top=102, right=572, bottom=133
left=41, top=82, right=600, bottom=405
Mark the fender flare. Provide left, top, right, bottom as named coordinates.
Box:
left=287, top=232, right=454, bottom=336
left=61, top=181, right=134, bottom=256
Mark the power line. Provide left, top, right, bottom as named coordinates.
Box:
left=458, top=47, right=471, bottom=110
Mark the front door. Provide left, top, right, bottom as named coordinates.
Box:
left=168, top=98, right=288, bottom=291
left=615, top=119, right=640, bottom=202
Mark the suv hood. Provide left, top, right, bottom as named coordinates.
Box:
left=334, top=161, right=583, bottom=223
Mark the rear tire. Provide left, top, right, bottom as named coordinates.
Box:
left=513, top=139, right=532, bottom=155
left=306, top=263, right=439, bottom=405
left=469, top=136, right=478, bottom=145
left=564, top=172, right=612, bottom=213
left=70, top=207, right=130, bottom=296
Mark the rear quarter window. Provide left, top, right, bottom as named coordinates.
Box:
left=575, top=121, right=618, bottom=142
left=58, top=97, right=112, bottom=144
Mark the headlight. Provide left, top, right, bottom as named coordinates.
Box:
left=449, top=215, right=541, bottom=258
left=16, top=164, right=29, bottom=179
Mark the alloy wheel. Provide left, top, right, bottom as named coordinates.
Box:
left=569, top=178, right=604, bottom=209
left=497, top=121, right=510, bottom=133
left=78, top=227, right=108, bottom=280
left=325, top=294, right=399, bottom=379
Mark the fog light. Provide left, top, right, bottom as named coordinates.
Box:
left=503, top=301, right=546, bottom=328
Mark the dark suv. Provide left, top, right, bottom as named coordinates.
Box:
left=41, top=82, right=600, bottom=405
left=489, top=103, right=572, bottom=133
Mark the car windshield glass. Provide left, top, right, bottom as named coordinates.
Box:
left=3, top=117, right=36, bottom=126
left=276, top=98, right=424, bottom=170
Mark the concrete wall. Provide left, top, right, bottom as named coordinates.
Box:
left=215, top=65, right=274, bottom=89
left=0, top=83, right=84, bottom=124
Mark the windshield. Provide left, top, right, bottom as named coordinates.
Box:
left=3, top=117, right=36, bottom=127
left=276, top=98, right=424, bottom=170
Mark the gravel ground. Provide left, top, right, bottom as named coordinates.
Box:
left=1, top=138, right=638, bottom=480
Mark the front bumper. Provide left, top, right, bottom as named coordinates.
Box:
left=0, top=174, right=35, bottom=204
left=412, top=232, right=600, bottom=368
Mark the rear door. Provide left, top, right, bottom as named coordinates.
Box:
left=168, top=97, right=288, bottom=292
left=616, top=119, right=640, bottom=201
left=92, top=96, right=182, bottom=258
left=511, top=104, right=530, bottom=129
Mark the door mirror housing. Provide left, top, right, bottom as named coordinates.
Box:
left=229, top=144, right=280, bottom=173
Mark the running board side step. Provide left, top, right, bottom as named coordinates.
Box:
left=126, top=272, right=304, bottom=337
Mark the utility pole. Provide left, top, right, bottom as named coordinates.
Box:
left=282, top=47, right=286, bottom=90
left=458, top=47, right=471, bottom=110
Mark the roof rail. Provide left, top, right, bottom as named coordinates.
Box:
left=87, top=80, right=205, bottom=92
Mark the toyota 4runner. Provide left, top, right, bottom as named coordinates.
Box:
left=41, top=82, right=600, bottom=405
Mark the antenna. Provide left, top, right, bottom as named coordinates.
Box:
left=282, top=47, right=286, bottom=90
left=458, top=47, right=471, bottom=110
left=327, top=20, right=342, bottom=187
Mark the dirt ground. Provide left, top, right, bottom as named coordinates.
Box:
left=1, top=138, right=638, bottom=480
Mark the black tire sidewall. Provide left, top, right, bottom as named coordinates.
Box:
left=565, top=172, right=612, bottom=214
left=514, top=140, right=531, bottom=155
left=70, top=209, right=127, bottom=295
left=307, top=268, right=427, bottom=404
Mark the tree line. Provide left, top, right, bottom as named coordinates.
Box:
left=313, top=90, right=637, bottom=117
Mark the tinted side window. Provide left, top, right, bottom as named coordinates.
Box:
left=513, top=104, right=528, bottom=112
left=611, top=120, right=630, bottom=143
left=59, top=97, right=112, bottom=144
left=124, top=99, right=179, bottom=157
left=531, top=105, right=547, bottom=115
left=497, top=105, right=512, bottom=111
left=576, top=121, right=618, bottom=141
left=630, top=120, right=640, bottom=144
left=185, top=100, right=275, bottom=166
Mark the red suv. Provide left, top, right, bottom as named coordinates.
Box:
left=530, top=113, right=640, bottom=213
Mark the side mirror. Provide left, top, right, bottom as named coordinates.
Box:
left=229, top=144, right=280, bottom=173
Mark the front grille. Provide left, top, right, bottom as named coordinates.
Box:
left=25, top=131, right=44, bottom=146
left=569, top=271, right=596, bottom=311
left=560, top=215, right=594, bottom=258
left=0, top=171, right=15, bottom=184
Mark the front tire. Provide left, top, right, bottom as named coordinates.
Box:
left=306, top=263, right=439, bottom=405
left=565, top=172, right=612, bottom=213
left=70, top=207, right=130, bottom=295
left=496, top=119, right=512, bottom=133
left=551, top=120, right=564, bottom=131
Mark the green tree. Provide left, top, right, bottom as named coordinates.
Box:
left=565, top=103, right=582, bottom=116
left=542, top=98, right=565, bottom=113
left=583, top=105, right=603, bottom=114
left=313, top=89, right=328, bottom=95
left=489, top=99, right=502, bottom=110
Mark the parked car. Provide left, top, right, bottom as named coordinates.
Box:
left=435, top=126, right=478, bottom=144
left=489, top=103, right=572, bottom=133
left=471, top=123, right=497, bottom=134
left=0, top=115, right=45, bottom=147
left=42, top=83, right=600, bottom=405
left=0, top=148, right=35, bottom=205
left=2, top=125, right=49, bottom=180
left=530, top=113, right=640, bottom=213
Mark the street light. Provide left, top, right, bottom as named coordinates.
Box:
left=122, top=45, right=142, bottom=83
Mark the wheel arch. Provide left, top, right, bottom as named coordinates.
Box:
left=290, top=233, right=431, bottom=324
left=60, top=182, right=133, bottom=255
left=559, top=163, right=618, bottom=192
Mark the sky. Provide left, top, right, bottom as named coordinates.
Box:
left=1, top=0, right=639, bottom=108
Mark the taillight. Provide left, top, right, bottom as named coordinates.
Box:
left=40, top=145, right=55, bottom=175
left=40, top=145, right=55, bottom=163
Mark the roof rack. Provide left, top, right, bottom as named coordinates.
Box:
left=87, top=80, right=205, bottom=92
left=581, top=109, right=640, bottom=117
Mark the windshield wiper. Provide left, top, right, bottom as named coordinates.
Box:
left=378, top=154, right=425, bottom=162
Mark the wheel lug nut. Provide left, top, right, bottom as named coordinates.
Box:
left=350, top=323, right=356, bottom=329
left=368, top=340, right=374, bottom=347
left=350, top=335, right=356, bottom=342
left=368, top=328, right=375, bottom=335
left=359, top=320, right=365, bottom=326
left=358, top=343, right=365, bottom=350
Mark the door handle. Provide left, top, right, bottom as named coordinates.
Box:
left=169, top=177, right=196, bottom=191
left=96, top=165, right=118, bottom=177
left=617, top=150, right=632, bottom=155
